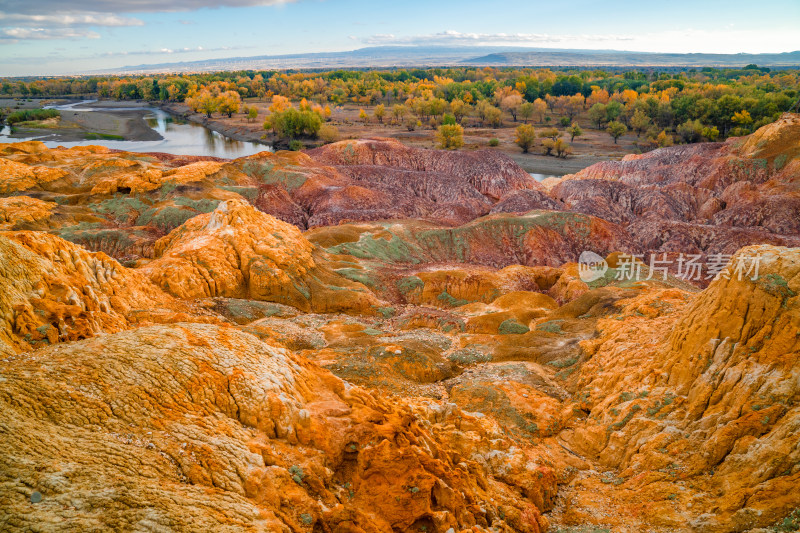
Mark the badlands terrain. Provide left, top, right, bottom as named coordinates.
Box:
left=0, top=114, right=799, bottom=532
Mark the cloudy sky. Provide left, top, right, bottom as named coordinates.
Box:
left=0, top=0, right=798, bottom=76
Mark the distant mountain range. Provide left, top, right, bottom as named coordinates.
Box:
left=97, top=46, right=800, bottom=74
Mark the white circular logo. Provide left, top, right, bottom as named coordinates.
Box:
left=579, top=251, right=608, bottom=282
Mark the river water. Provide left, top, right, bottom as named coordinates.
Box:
left=0, top=100, right=271, bottom=159
left=530, top=173, right=556, bottom=181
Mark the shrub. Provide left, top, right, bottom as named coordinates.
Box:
left=488, top=137, right=500, bottom=147
left=775, top=508, right=800, bottom=532
left=267, top=107, right=322, bottom=139
left=539, top=127, right=561, bottom=141
left=7, top=108, right=59, bottom=125
left=318, top=124, right=339, bottom=143
left=537, top=320, right=564, bottom=334
left=554, top=138, right=572, bottom=158
left=498, top=319, right=530, bottom=335
left=288, top=140, right=304, bottom=151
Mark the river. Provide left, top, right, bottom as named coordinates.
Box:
left=0, top=100, right=272, bottom=159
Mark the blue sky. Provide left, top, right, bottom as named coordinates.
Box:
left=0, top=0, right=798, bottom=76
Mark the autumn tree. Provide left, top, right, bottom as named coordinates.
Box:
left=731, top=109, right=753, bottom=132
left=518, top=102, right=534, bottom=123
left=217, top=91, right=241, bottom=118
left=564, top=94, right=584, bottom=121
left=567, top=122, right=583, bottom=142
left=195, top=89, right=218, bottom=118
left=514, top=124, right=537, bottom=153
left=606, top=121, right=627, bottom=143
left=374, top=104, right=386, bottom=124
left=702, top=125, right=720, bottom=141
left=532, top=98, right=547, bottom=123
left=247, top=107, right=258, bottom=123
left=269, top=94, right=291, bottom=114
left=539, top=128, right=560, bottom=141
left=392, top=104, right=407, bottom=125
left=554, top=138, right=572, bottom=158
left=500, top=92, right=524, bottom=121
left=437, top=123, right=464, bottom=150
left=655, top=130, right=673, bottom=147
left=359, top=109, right=369, bottom=124
left=485, top=105, right=502, bottom=127
left=449, top=98, right=469, bottom=123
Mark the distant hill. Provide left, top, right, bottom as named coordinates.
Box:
left=465, top=50, right=800, bottom=67
left=95, top=46, right=800, bottom=74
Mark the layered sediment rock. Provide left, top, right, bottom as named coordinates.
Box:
left=145, top=199, right=382, bottom=314
left=0, top=117, right=799, bottom=532
left=549, top=113, right=800, bottom=263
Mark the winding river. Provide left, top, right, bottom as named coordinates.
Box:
left=0, top=100, right=271, bottom=158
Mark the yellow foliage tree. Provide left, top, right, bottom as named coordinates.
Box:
left=515, top=124, right=536, bottom=153
left=217, top=91, right=241, bottom=118
left=437, top=124, right=464, bottom=150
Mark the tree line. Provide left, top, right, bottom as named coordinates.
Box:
left=3, top=65, right=798, bottom=147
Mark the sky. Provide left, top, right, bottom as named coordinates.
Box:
left=0, top=0, right=798, bottom=76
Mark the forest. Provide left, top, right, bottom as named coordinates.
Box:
left=2, top=65, right=799, bottom=149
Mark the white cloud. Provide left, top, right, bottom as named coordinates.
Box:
left=0, top=0, right=296, bottom=41
left=1, top=0, right=296, bottom=15
left=0, top=27, right=100, bottom=40
left=0, top=12, right=143, bottom=26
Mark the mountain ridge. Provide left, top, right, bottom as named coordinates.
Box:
left=93, top=46, right=800, bottom=74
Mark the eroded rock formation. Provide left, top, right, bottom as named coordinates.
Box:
left=0, top=116, right=799, bottom=532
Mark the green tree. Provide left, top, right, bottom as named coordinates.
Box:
left=267, top=108, right=322, bottom=139
left=247, top=107, right=258, bottom=123
left=518, top=101, right=534, bottom=123
left=676, top=119, right=704, bottom=143
left=605, top=100, right=623, bottom=122
left=630, top=109, right=651, bottom=137
left=606, top=120, right=628, bottom=144
left=588, top=103, right=607, bottom=129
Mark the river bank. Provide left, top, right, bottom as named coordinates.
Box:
left=159, top=102, right=274, bottom=147
left=0, top=99, right=161, bottom=142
